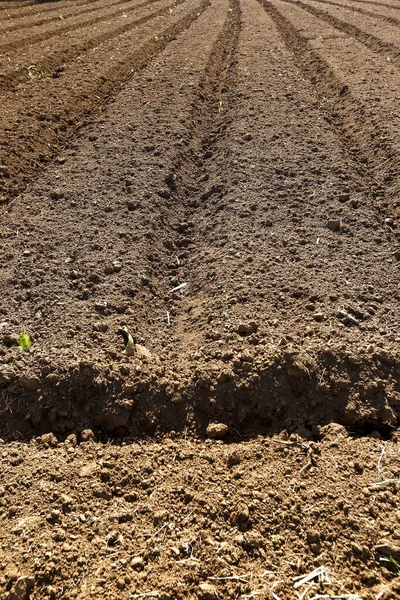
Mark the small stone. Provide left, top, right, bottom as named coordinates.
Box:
left=80, top=429, right=96, bottom=443
left=158, top=189, right=171, bottom=199
left=338, top=193, right=350, bottom=203
left=206, top=423, right=229, bottom=439
left=112, top=261, right=122, bottom=272
left=60, top=494, right=73, bottom=507
left=93, top=321, right=108, bottom=333
left=64, top=433, right=77, bottom=447
left=307, top=530, right=320, bottom=545
left=131, top=556, right=145, bottom=570
left=38, top=433, right=58, bottom=449
left=226, top=450, right=241, bottom=468
left=243, top=133, right=253, bottom=141
left=313, top=312, right=325, bottom=322
left=50, top=190, right=64, bottom=200
left=327, top=219, right=341, bottom=232
left=393, top=250, right=400, bottom=261
left=237, top=322, right=258, bottom=335
left=197, top=582, right=218, bottom=600
left=126, top=200, right=139, bottom=211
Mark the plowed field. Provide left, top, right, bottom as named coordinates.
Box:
left=0, top=0, right=399, bottom=597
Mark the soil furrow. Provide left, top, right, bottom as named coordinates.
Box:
left=305, top=0, right=400, bottom=27
left=0, top=0, right=208, bottom=200
left=344, top=0, right=400, bottom=10
left=0, top=0, right=101, bottom=22
left=0, top=0, right=181, bottom=94
left=281, top=0, right=400, bottom=66
left=0, top=0, right=141, bottom=34
left=0, top=0, right=235, bottom=439
left=0, top=0, right=167, bottom=52
left=163, top=0, right=241, bottom=352
left=262, top=0, right=400, bottom=221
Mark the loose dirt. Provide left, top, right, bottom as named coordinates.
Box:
left=0, top=0, right=399, bottom=597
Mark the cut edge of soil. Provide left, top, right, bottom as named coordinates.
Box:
left=1, top=340, right=399, bottom=442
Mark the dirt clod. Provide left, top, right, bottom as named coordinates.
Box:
left=206, top=423, right=229, bottom=439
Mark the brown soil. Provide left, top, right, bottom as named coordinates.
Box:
left=0, top=0, right=399, bottom=597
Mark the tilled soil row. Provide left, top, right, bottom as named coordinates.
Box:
left=0, top=0, right=399, bottom=442
left=0, top=0, right=210, bottom=199
left=0, top=0, right=100, bottom=22
left=0, top=0, right=163, bottom=52
left=0, top=0, right=139, bottom=34
left=301, top=0, right=400, bottom=27
left=267, top=0, right=400, bottom=221
left=288, top=0, right=400, bottom=65
left=0, top=0, right=181, bottom=92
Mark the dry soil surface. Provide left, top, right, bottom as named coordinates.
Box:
left=0, top=0, right=400, bottom=597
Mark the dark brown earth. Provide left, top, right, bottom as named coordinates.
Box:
left=0, top=0, right=399, bottom=597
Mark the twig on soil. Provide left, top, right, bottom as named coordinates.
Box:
left=377, top=443, right=386, bottom=479
left=209, top=574, right=251, bottom=583
left=252, top=88, right=265, bottom=92
left=370, top=478, right=400, bottom=488
left=131, top=593, right=159, bottom=599
left=293, top=566, right=329, bottom=589
left=270, top=439, right=311, bottom=453
left=271, top=439, right=317, bottom=473
left=169, top=282, right=187, bottom=293
left=151, top=523, right=170, bottom=537
left=166, top=311, right=171, bottom=326
left=176, top=557, right=200, bottom=563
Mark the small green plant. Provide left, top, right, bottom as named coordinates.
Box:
left=271, top=534, right=280, bottom=543
left=218, top=98, right=223, bottom=113
left=390, top=556, right=400, bottom=575
left=17, top=334, right=31, bottom=352
left=27, top=65, right=43, bottom=80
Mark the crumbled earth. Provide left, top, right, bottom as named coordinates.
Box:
left=0, top=0, right=399, bottom=596
left=1, top=426, right=400, bottom=599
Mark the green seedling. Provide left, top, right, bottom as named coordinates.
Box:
left=390, top=556, right=400, bottom=575
left=17, top=333, right=31, bottom=352
left=218, top=99, right=223, bottom=113
left=27, top=65, right=43, bottom=80
left=271, top=534, right=280, bottom=543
